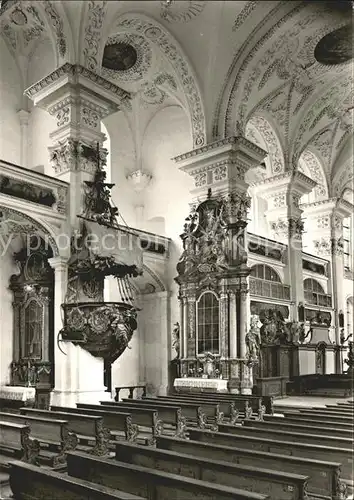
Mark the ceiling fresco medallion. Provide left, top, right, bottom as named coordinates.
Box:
left=101, top=33, right=152, bottom=82
left=314, top=24, right=353, bottom=65
left=102, top=43, right=137, bottom=71
left=160, top=0, right=206, bottom=23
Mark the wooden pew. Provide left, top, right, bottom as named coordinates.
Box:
left=244, top=417, right=354, bottom=440
left=67, top=450, right=270, bottom=500
left=0, top=421, right=40, bottom=465
left=51, top=405, right=138, bottom=443
left=156, top=435, right=344, bottom=500
left=115, top=385, right=146, bottom=401
left=114, top=440, right=309, bottom=500
left=218, top=422, right=353, bottom=450
left=158, top=394, right=264, bottom=422
left=9, top=460, right=144, bottom=500
left=0, top=411, right=78, bottom=467
left=264, top=413, right=353, bottom=431
left=165, top=393, right=273, bottom=420
left=20, top=407, right=109, bottom=455
left=187, top=427, right=353, bottom=479
left=78, top=403, right=162, bottom=445
left=282, top=410, right=353, bottom=427
left=139, top=396, right=219, bottom=428
left=120, top=399, right=187, bottom=438
left=169, top=392, right=274, bottom=415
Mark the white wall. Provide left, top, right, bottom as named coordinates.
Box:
left=0, top=38, right=22, bottom=165
left=28, top=107, right=56, bottom=173
left=0, top=249, right=18, bottom=385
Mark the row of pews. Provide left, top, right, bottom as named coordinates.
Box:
left=1, top=392, right=353, bottom=499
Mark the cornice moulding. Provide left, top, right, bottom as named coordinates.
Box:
left=173, top=136, right=267, bottom=171
left=301, top=197, right=354, bottom=218
left=252, top=171, right=317, bottom=198
left=24, top=63, right=131, bottom=111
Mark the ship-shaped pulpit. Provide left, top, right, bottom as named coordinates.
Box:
left=59, top=145, right=143, bottom=400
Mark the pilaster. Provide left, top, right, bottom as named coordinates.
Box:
left=174, top=136, right=266, bottom=202
left=24, top=63, right=131, bottom=227
left=17, top=109, right=29, bottom=168
left=302, top=198, right=354, bottom=346
left=252, top=171, right=317, bottom=319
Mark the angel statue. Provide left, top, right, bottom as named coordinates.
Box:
left=172, top=322, right=180, bottom=359
left=245, top=315, right=261, bottom=364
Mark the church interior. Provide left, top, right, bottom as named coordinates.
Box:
left=0, top=0, right=353, bottom=498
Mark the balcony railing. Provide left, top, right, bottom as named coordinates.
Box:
left=249, top=277, right=291, bottom=301
left=304, top=290, right=332, bottom=308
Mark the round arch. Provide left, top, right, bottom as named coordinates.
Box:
left=245, top=114, right=285, bottom=175
left=79, top=9, right=206, bottom=148
left=0, top=206, right=60, bottom=257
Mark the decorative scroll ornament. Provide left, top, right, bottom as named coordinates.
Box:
left=288, top=217, right=304, bottom=238
left=160, top=1, right=206, bottom=23
left=259, top=309, right=288, bottom=345
left=284, top=321, right=305, bottom=344
left=82, top=143, right=118, bottom=227
left=224, top=191, right=251, bottom=222
left=60, top=303, right=138, bottom=364
left=176, top=190, right=229, bottom=281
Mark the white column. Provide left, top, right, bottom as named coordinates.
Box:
left=229, top=291, right=237, bottom=358
left=48, top=256, right=70, bottom=405
left=17, top=109, right=29, bottom=168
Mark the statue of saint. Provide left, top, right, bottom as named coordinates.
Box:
left=172, top=322, right=180, bottom=359
left=246, top=315, right=261, bottom=361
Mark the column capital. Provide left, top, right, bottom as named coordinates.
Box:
left=48, top=256, right=68, bottom=271
left=174, top=136, right=266, bottom=200
left=252, top=171, right=317, bottom=215
left=301, top=197, right=353, bottom=256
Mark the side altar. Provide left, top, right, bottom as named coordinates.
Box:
left=171, top=137, right=267, bottom=395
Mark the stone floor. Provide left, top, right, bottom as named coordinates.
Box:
left=274, top=395, right=354, bottom=407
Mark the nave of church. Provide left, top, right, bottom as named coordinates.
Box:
left=0, top=0, right=353, bottom=498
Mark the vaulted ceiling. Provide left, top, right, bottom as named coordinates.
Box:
left=1, top=0, right=353, bottom=199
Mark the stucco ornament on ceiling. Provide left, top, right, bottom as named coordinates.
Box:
left=233, top=1, right=258, bottom=31
left=101, top=33, right=152, bottom=82
left=246, top=115, right=284, bottom=174
left=299, top=150, right=328, bottom=200
left=139, top=72, right=177, bottom=107
left=160, top=0, right=206, bottom=23
left=83, top=0, right=107, bottom=72
left=0, top=1, right=66, bottom=59
left=114, top=15, right=206, bottom=148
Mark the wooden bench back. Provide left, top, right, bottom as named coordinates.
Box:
left=188, top=427, right=353, bottom=479
left=156, top=436, right=341, bottom=499
left=0, top=421, right=28, bottom=450
left=67, top=451, right=269, bottom=500
left=114, top=440, right=308, bottom=500
left=21, top=407, right=102, bottom=436
left=9, top=460, right=144, bottom=500
left=0, top=411, right=66, bottom=444
left=218, top=422, right=353, bottom=449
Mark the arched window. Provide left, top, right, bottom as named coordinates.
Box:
left=303, top=278, right=325, bottom=294
left=250, top=264, right=281, bottom=282
left=197, top=292, right=220, bottom=354
left=303, top=278, right=331, bottom=307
